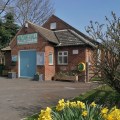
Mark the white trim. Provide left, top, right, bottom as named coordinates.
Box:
left=54, top=29, right=68, bottom=32
left=58, top=51, right=68, bottom=65
left=19, top=49, right=36, bottom=52
left=49, top=52, right=53, bottom=65
left=19, top=49, right=36, bottom=78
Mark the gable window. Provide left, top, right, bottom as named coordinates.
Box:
left=50, top=22, right=56, bottom=30
left=49, top=52, right=53, bottom=65
left=58, top=51, right=68, bottom=65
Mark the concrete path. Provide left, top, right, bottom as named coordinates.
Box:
left=0, top=77, right=99, bottom=120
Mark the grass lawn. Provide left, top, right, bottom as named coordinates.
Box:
left=25, top=85, right=120, bottom=120
left=72, top=85, right=120, bottom=108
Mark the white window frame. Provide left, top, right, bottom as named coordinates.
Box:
left=50, top=22, right=56, bottom=29
left=58, top=51, right=68, bottom=65
left=49, top=52, right=53, bottom=65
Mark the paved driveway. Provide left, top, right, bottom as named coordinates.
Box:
left=0, top=77, right=99, bottom=120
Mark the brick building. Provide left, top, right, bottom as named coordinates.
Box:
left=4, top=15, right=97, bottom=81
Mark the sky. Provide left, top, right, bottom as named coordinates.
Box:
left=52, top=0, right=120, bottom=34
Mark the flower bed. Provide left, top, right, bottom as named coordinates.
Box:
left=54, top=75, right=78, bottom=82
left=38, top=99, right=120, bottom=120
left=53, top=71, right=79, bottom=82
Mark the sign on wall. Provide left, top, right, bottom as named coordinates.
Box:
left=78, top=62, right=86, bottom=71
left=12, top=55, right=18, bottom=62
left=37, top=52, right=45, bottom=65
left=73, top=50, right=78, bottom=54
left=17, top=33, right=37, bottom=45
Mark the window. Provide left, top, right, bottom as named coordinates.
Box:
left=37, top=52, right=45, bottom=65
left=49, top=52, right=53, bottom=65
left=58, top=51, right=68, bottom=65
left=50, top=22, right=56, bottom=29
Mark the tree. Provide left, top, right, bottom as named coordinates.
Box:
left=86, top=12, right=120, bottom=92
left=0, top=12, right=19, bottom=48
left=4, top=12, right=19, bottom=37
left=11, top=0, right=54, bottom=26
left=0, top=19, right=10, bottom=48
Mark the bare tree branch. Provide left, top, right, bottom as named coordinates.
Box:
left=10, top=0, right=54, bottom=26
left=0, top=0, right=11, bottom=14
left=86, top=12, right=120, bottom=92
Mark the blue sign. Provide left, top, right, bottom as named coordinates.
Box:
left=12, top=55, right=17, bottom=62
left=17, top=33, right=37, bottom=45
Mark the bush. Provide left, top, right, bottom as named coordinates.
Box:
left=37, top=99, right=120, bottom=120
left=86, top=12, right=120, bottom=93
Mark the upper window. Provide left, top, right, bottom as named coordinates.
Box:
left=50, top=22, right=56, bottom=29
left=58, top=51, right=68, bottom=65
left=49, top=52, right=53, bottom=65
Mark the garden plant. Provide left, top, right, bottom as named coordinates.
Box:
left=38, top=99, right=120, bottom=120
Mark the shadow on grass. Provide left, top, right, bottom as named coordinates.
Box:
left=73, top=86, right=120, bottom=108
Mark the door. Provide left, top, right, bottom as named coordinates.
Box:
left=20, top=50, right=36, bottom=78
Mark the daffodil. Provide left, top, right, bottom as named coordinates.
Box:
left=56, top=99, right=65, bottom=111
left=65, top=100, right=70, bottom=107
left=38, top=107, right=52, bottom=120
left=77, top=101, right=85, bottom=109
left=90, top=102, right=96, bottom=107
left=107, top=108, right=120, bottom=120
left=82, top=110, right=88, bottom=117
left=70, top=101, right=77, bottom=107
left=101, top=107, right=109, bottom=114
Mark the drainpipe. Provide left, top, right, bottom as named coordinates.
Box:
left=86, top=49, right=89, bottom=82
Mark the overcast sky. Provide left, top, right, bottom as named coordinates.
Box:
left=52, top=0, right=120, bottom=34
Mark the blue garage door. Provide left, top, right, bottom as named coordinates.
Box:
left=20, top=50, right=36, bottom=78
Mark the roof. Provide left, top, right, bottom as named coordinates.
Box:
left=54, top=29, right=96, bottom=47
left=55, top=30, right=85, bottom=46
left=9, top=16, right=97, bottom=48
left=69, top=30, right=96, bottom=47
left=45, top=15, right=98, bottom=45
left=10, top=21, right=59, bottom=45
left=1, top=46, right=11, bottom=51
left=27, top=21, right=59, bottom=44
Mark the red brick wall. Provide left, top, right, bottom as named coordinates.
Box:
left=43, top=15, right=71, bottom=30
left=55, top=46, right=86, bottom=72
left=4, top=51, right=11, bottom=70
left=54, top=46, right=87, bottom=81
left=9, top=18, right=95, bottom=82
left=10, top=24, right=52, bottom=79
left=45, top=43, right=55, bottom=80
left=55, top=46, right=95, bottom=82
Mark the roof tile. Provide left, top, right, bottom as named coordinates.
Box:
left=55, top=30, right=85, bottom=46
left=27, top=21, right=59, bottom=44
